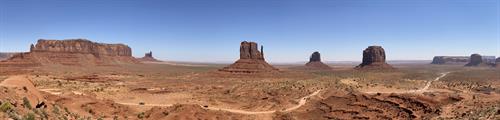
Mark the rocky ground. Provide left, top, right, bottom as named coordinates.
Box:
left=0, top=62, right=499, bottom=119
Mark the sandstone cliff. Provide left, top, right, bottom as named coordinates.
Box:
left=305, top=51, right=331, bottom=70
left=219, top=41, right=278, bottom=73
left=0, top=39, right=137, bottom=66
left=31, top=39, right=132, bottom=56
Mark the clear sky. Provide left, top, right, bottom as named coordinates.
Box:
left=1, top=0, right=499, bottom=63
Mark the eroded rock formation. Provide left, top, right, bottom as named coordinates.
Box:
left=431, top=56, right=469, bottom=64
left=138, top=51, right=160, bottom=62
left=355, top=46, right=393, bottom=69
left=0, top=39, right=137, bottom=66
left=219, top=41, right=278, bottom=73
left=31, top=39, right=132, bottom=56
left=465, top=54, right=483, bottom=67
left=305, top=51, right=331, bottom=70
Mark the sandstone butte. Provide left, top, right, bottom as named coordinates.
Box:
left=355, top=46, right=393, bottom=69
left=138, top=51, right=161, bottom=62
left=305, top=51, right=332, bottom=70
left=219, top=41, right=278, bottom=73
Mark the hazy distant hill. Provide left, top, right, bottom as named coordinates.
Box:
left=0, top=52, right=20, bottom=61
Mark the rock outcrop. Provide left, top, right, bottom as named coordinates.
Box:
left=219, top=41, right=278, bottom=73
left=305, top=51, right=331, bottom=70
left=0, top=39, right=137, bottom=66
left=431, top=56, right=469, bottom=64
left=31, top=39, right=132, bottom=56
left=355, top=46, right=393, bottom=69
left=465, top=54, right=484, bottom=67
left=138, top=51, right=160, bottom=62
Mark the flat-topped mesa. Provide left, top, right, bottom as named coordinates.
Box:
left=305, top=51, right=331, bottom=69
left=1, top=39, right=137, bottom=66
left=219, top=41, right=278, bottom=73
left=31, top=39, right=132, bottom=56
left=355, top=46, right=393, bottom=69
left=431, top=56, right=469, bottom=64
left=138, top=51, right=160, bottom=62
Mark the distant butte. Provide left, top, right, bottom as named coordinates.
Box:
left=138, top=51, right=161, bottom=62
left=219, top=41, right=278, bottom=73
left=464, top=53, right=493, bottom=67
left=305, top=51, right=332, bottom=70
left=0, top=39, right=138, bottom=66
left=355, top=46, right=393, bottom=69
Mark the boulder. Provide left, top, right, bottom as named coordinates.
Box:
left=305, top=51, right=331, bottom=70
left=219, top=41, right=278, bottom=73
left=355, top=46, right=393, bottom=69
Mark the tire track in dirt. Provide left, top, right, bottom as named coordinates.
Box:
left=364, top=72, right=450, bottom=94
left=117, top=90, right=322, bottom=115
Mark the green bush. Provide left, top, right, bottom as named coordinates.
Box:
left=0, top=101, right=13, bottom=112
left=22, top=97, right=32, bottom=109
left=23, top=112, right=35, bottom=120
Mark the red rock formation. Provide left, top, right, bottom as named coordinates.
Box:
left=138, top=51, right=160, bottom=62
left=465, top=54, right=483, bottom=67
left=464, top=54, right=493, bottom=67
left=355, top=46, right=393, bottom=69
left=305, top=51, right=331, bottom=70
left=219, top=41, right=278, bottom=73
left=0, top=39, right=137, bottom=66
left=431, top=56, right=469, bottom=64
left=31, top=39, right=132, bottom=56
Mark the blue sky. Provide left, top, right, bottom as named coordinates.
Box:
left=1, top=0, right=499, bottom=63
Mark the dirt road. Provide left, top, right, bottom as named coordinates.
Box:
left=365, top=72, right=450, bottom=94
left=117, top=90, right=322, bottom=115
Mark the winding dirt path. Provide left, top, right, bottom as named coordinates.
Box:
left=116, top=90, right=322, bottom=115
left=365, top=72, right=450, bottom=94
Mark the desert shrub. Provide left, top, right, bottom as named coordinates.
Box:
left=137, top=112, right=145, bottom=119
left=23, top=112, right=35, bottom=120
left=52, top=105, right=60, bottom=115
left=7, top=111, right=22, bottom=120
left=22, top=97, right=32, bottom=109
left=0, top=101, right=13, bottom=112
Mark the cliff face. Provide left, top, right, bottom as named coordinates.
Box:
left=355, top=46, right=393, bottom=69
left=0, top=39, right=137, bottom=66
left=219, top=41, right=278, bottom=73
left=31, top=39, right=132, bottom=57
left=305, top=51, right=331, bottom=70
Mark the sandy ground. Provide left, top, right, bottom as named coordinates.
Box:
left=1, top=63, right=499, bottom=119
